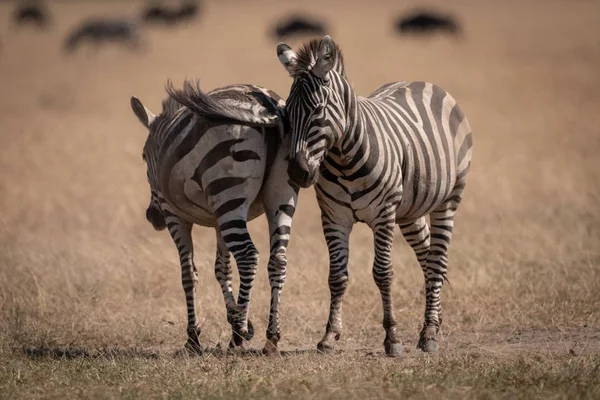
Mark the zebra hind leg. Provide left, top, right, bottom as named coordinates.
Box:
left=218, top=219, right=259, bottom=349
left=262, top=205, right=295, bottom=355
left=399, top=217, right=431, bottom=282
left=419, top=187, right=464, bottom=353
left=164, top=216, right=203, bottom=355
left=214, top=229, right=254, bottom=349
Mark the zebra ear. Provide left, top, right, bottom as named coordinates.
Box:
left=313, top=35, right=335, bottom=80
left=130, top=96, right=156, bottom=128
left=277, top=42, right=298, bottom=75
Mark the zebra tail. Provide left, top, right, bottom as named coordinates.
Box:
left=443, top=275, right=452, bottom=287
left=165, top=80, right=280, bottom=127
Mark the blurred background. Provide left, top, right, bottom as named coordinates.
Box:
left=0, top=0, right=598, bottom=355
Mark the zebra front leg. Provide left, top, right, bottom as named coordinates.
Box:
left=263, top=204, right=295, bottom=355
left=419, top=189, right=463, bottom=353
left=166, top=217, right=202, bottom=354
left=371, top=212, right=403, bottom=357
left=218, top=218, right=259, bottom=348
left=317, top=217, right=352, bottom=354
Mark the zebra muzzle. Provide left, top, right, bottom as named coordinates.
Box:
left=288, top=156, right=317, bottom=188
left=146, top=206, right=166, bottom=231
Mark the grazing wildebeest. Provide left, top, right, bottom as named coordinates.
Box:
left=142, top=1, right=201, bottom=26
left=395, top=10, right=461, bottom=36
left=13, top=1, right=49, bottom=28
left=177, top=1, right=200, bottom=22
left=272, top=15, right=327, bottom=40
left=64, top=18, right=141, bottom=53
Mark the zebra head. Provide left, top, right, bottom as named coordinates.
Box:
left=277, top=35, right=346, bottom=188
left=130, top=96, right=167, bottom=231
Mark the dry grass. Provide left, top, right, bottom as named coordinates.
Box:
left=1, top=0, right=599, bottom=398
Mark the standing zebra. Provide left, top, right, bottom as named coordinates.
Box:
left=130, top=81, right=298, bottom=355
left=276, top=36, right=472, bottom=356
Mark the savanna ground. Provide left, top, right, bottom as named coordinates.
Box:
left=1, top=0, right=599, bottom=398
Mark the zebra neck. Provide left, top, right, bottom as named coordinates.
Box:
left=326, top=99, right=373, bottom=176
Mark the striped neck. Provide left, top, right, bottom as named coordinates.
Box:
left=327, top=73, right=368, bottom=170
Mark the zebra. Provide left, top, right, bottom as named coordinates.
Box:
left=130, top=81, right=298, bottom=355
left=275, top=36, right=472, bottom=356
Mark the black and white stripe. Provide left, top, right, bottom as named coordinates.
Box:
left=130, top=81, right=298, bottom=355
left=277, top=36, right=473, bottom=356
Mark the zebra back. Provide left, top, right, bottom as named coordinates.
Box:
left=166, top=80, right=285, bottom=129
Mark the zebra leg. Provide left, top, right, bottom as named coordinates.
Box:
left=214, top=229, right=239, bottom=337
left=165, top=216, right=202, bottom=354
left=399, top=217, right=431, bottom=288
left=317, top=217, right=352, bottom=354
left=418, top=188, right=464, bottom=353
left=217, top=218, right=259, bottom=348
left=371, top=212, right=403, bottom=357
left=262, top=203, right=295, bottom=355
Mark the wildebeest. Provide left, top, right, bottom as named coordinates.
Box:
left=64, top=18, right=141, bottom=53
left=13, top=1, right=49, bottom=28
left=271, top=15, right=327, bottom=40
left=395, top=10, right=461, bottom=36
left=142, top=1, right=201, bottom=26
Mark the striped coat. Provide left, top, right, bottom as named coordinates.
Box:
left=130, top=81, right=298, bottom=355
left=276, top=36, right=472, bottom=356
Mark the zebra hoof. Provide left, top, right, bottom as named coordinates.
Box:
left=262, top=339, right=280, bottom=356
left=245, top=319, right=255, bottom=341
left=385, top=342, right=403, bottom=358
left=184, top=340, right=204, bottom=356
left=316, top=341, right=335, bottom=354
left=228, top=337, right=249, bottom=352
left=185, top=326, right=203, bottom=355
left=418, top=338, right=439, bottom=353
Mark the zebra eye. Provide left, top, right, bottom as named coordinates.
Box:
left=314, top=105, right=325, bottom=116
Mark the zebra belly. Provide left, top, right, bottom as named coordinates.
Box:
left=395, top=173, right=455, bottom=224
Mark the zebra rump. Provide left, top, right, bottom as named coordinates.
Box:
left=131, top=81, right=297, bottom=355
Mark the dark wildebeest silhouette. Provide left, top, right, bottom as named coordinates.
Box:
left=177, top=1, right=200, bottom=22
left=142, top=1, right=201, bottom=26
left=13, top=2, right=50, bottom=28
left=395, top=10, right=461, bottom=36
left=272, top=15, right=327, bottom=40
left=64, top=18, right=141, bottom=53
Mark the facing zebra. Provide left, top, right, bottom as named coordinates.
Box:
left=130, top=81, right=298, bottom=355
left=277, top=36, right=473, bottom=356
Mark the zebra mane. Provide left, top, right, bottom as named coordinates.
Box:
left=166, top=80, right=280, bottom=127
left=160, top=95, right=182, bottom=118
left=290, top=38, right=345, bottom=78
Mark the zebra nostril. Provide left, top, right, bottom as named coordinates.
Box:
left=287, top=159, right=314, bottom=188
left=146, top=206, right=166, bottom=230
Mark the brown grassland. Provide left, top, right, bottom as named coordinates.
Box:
left=1, top=0, right=599, bottom=398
